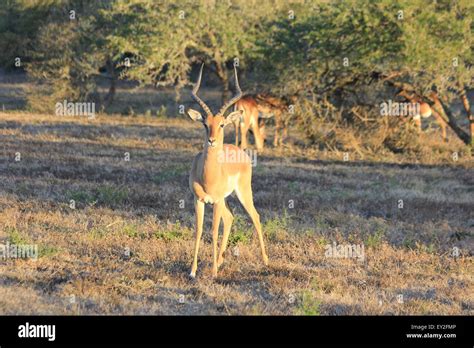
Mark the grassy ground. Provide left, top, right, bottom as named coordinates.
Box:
left=0, top=112, right=472, bottom=315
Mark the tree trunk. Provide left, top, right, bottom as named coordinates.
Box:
left=459, top=88, right=473, bottom=146
left=215, top=62, right=229, bottom=105
left=103, top=57, right=117, bottom=109
left=430, top=92, right=470, bottom=145
left=207, top=30, right=230, bottom=105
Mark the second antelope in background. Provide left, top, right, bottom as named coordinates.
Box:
left=187, top=64, right=269, bottom=279
left=233, top=94, right=297, bottom=149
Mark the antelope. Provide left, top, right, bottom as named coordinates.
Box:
left=412, top=102, right=432, bottom=130
left=232, top=96, right=265, bottom=150
left=397, top=90, right=447, bottom=140
left=187, top=64, right=269, bottom=278
left=233, top=94, right=296, bottom=149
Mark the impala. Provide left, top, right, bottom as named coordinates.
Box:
left=187, top=64, right=269, bottom=278
left=398, top=90, right=447, bottom=140
left=233, top=93, right=296, bottom=149
left=232, top=96, right=265, bottom=150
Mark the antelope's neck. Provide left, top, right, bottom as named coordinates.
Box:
left=202, top=146, right=224, bottom=187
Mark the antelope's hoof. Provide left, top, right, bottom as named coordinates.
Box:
left=217, top=256, right=224, bottom=268
left=200, top=195, right=214, bottom=204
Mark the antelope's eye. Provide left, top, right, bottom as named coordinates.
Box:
left=220, top=123, right=224, bottom=128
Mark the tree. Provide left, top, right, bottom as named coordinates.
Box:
left=0, top=0, right=62, bottom=70
left=25, top=0, right=118, bottom=112
left=102, top=0, right=282, bottom=104
left=255, top=0, right=473, bottom=148
left=256, top=1, right=404, bottom=95
left=253, top=1, right=410, bottom=153
left=393, top=0, right=474, bottom=145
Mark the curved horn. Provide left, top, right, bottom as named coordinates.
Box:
left=192, top=64, right=212, bottom=117
left=218, top=65, right=243, bottom=116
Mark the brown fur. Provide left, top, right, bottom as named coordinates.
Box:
left=187, top=69, right=269, bottom=278
left=233, top=97, right=265, bottom=150
left=233, top=94, right=296, bottom=149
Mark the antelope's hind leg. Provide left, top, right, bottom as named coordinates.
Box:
left=211, top=201, right=224, bottom=277
left=217, top=200, right=233, bottom=268
left=251, top=118, right=265, bottom=150
left=235, top=182, right=269, bottom=266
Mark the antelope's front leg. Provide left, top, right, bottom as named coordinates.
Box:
left=240, top=122, right=249, bottom=150
left=234, top=120, right=240, bottom=147
left=192, top=181, right=213, bottom=204
left=190, top=198, right=205, bottom=278
left=211, top=201, right=224, bottom=277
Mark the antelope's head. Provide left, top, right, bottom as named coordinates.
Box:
left=187, top=64, right=243, bottom=148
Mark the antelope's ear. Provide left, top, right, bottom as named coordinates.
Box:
left=187, top=109, right=203, bottom=122
left=225, top=110, right=243, bottom=125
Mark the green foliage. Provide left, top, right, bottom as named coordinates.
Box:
left=295, top=290, right=321, bottom=316
left=101, top=0, right=285, bottom=100
left=38, top=245, right=60, bottom=258
left=153, top=221, right=190, bottom=241
left=399, top=0, right=473, bottom=99
left=67, top=190, right=95, bottom=205
left=7, top=227, right=29, bottom=245
left=257, top=0, right=472, bottom=97
left=1, top=0, right=472, bottom=147
left=67, top=186, right=128, bottom=207
left=256, top=1, right=404, bottom=96
left=89, top=226, right=108, bottom=239
left=0, top=0, right=62, bottom=70
left=96, top=186, right=128, bottom=205
left=24, top=1, right=117, bottom=112
left=228, top=215, right=252, bottom=246
left=366, top=228, right=385, bottom=249
left=6, top=227, right=58, bottom=258
left=122, top=224, right=140, bottom=238
left=256, top=0, right=473, bottom=148
left=263, top=210, right=290, bottom=241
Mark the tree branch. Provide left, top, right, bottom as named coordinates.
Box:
left=429, top=92, right=470, bottom=145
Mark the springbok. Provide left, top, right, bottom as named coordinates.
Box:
left=187, top=64, right=269, bottom=278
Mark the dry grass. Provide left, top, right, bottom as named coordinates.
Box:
left=0, top=111, right=472, bottom=315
